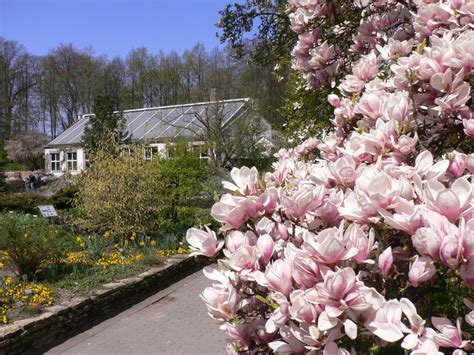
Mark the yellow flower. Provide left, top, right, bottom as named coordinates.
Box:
left=139, top=241, right=145, bottom=246
left=104, top=231, right=111, bottom=238
left=150, top=240, right=157, bottom=246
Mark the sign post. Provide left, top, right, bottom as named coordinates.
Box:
left=37, top=205, right=58, bottom=218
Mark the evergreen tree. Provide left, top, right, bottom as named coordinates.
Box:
left=82, top=94, right=126, bottom=158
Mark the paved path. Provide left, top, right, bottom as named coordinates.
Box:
left=47, top=269, right=227, bottom=355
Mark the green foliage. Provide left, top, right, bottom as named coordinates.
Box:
left=46, top=263, right=148, bottom=295
left=217, top=0, right=296, bottom=65
left=0, top=213, right=76, bottom=280
left=0, top=193, right=47, bottom=214
left=82, top=94, right=126, bottom=158
left=278, top=71, right=333, bottom=144
left=77, top=143, right=160, bottom=239
left=231, top=116, right=276, bottom=172
left=44, top=185, right=79, bottom=210
left=153, top=141, right=218, bottom=235
left=5, top=179, right=26, bottom=193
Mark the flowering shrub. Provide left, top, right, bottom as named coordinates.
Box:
left=0, top=213, right=76, bottom=280
left=187, top=1, right=474, bottom=353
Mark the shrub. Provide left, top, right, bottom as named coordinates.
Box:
left=189, top=2, right=474, bottom=354
left=77, top=144, right=160, bottom=239
left=44, top=185, right=79, bottom=210
left=0, top=213, right=75, bottom=280
left=0, top=193, right=47, bottom=214
left=5, top=179, right=26, bottom=193
left=153, top=141, right=218, bottom=234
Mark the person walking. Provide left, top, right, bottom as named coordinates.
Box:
left=29, top=174, right=37, bottom=190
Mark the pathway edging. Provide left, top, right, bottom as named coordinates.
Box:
left=0, top=255, right=203, bottom=354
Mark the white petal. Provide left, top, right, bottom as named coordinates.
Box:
left=344, top=319, right=358, bottom=340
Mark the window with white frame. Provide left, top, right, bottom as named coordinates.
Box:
left=51, top=153, right=61, bottom=171
left=67, top=152, right=77, bottom=171
left=84, top=152, right=90, bottom=169
left=144, top=146, right=159, bottom=160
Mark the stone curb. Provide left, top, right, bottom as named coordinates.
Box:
left=0, top=254, right=204, bottom=355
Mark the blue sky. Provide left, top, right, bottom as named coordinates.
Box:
left=0, top=0, right=232, bottom=58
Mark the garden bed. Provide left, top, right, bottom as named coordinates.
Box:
left=0, top=254, right=203, bottom=354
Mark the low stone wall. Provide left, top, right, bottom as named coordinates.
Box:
left=0, top=255, right=203, bottom=354
left=4, top=171, right=43, bottom=182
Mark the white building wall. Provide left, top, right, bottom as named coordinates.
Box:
left=44, top=147, right=86, bottom=175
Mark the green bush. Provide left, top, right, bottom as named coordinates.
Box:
left=154, top=141, right=217, bottom=224
left=5, top=179, right=26, bottom=193
left=0, top=213, right=76, bottom=280
left=44, top=185, right=79, bottom=210
left=0, top=193, right=47, bottom=214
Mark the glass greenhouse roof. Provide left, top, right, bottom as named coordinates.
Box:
left=46, top=98, right=250, bottom=147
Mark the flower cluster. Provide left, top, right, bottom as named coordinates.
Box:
left=188, top=1, right=474, bottom=353
left=157, top=247, right=191, bottom=257
left=0, top=277, right=53, bottom=324
left=289, top=0, right=472, bottom=91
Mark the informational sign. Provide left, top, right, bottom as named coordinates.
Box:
left=38, top=205, right=58, bottom=217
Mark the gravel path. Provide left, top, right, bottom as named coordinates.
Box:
left=47, top=269, right=227, bottom=355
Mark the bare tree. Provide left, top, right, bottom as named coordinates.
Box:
left=170, top=101, right=269, bottom=168
left=5, top=132, right=49, bottom=170
left=0, top=38, right=39, bottom=142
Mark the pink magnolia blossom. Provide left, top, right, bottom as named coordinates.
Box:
left=463, top=118, right=474, bottom=139
left=289, top=289, right=322, bottom=323
left=228, top=245, right=259, bottom=277
left=380, top=91, right=413, bottom=124
left=280, top=185, right=326, bottom=220
left=328, top=156, right=357, bottom=187
left=378, top=247, right=393, bottom=277
left=380, top=199, right=424, bottom=234
left=222, top=166, right=260, bottom=196
left=431, top=317, right=467, bottom=349
left=201, top=284, right=238, bottom=322
left=448, top=151, right=467, bottom=177
left=292, top=249, right=325, bottom=289
left=316, top=268, right=371, bottom=322
left=210, top=194, right=247, bottom=229
left=186, top=227, right=224, bottom=257
left=256, top=259, right=293, bottom=296
left=224, top=230, right=252, bottom=256
left=408, top=255, right=437, bottom=287
left=399, top=298, right=426, bottom=350
left=322, top=342, right=352, bottom=355
left=365, top=299, right=404, bottom=342
left=423, top=177, right=472, bottom=222
left=460, top=262, right=474, bottom=287
left=439, top=233, right=463, bottom=268
left=464, top=299, right=474, bottom=327
left=256, top=234, right=275, bottom=265
left=461, top=218, right=474, bottom=261
left=355, top=167, right=401, bottom=210
left=303, top=226, right=358, bottom=265
left=344, top=224, right=377, bottom=264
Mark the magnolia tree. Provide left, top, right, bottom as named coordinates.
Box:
left=187, top=0, right=474, bottom=353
